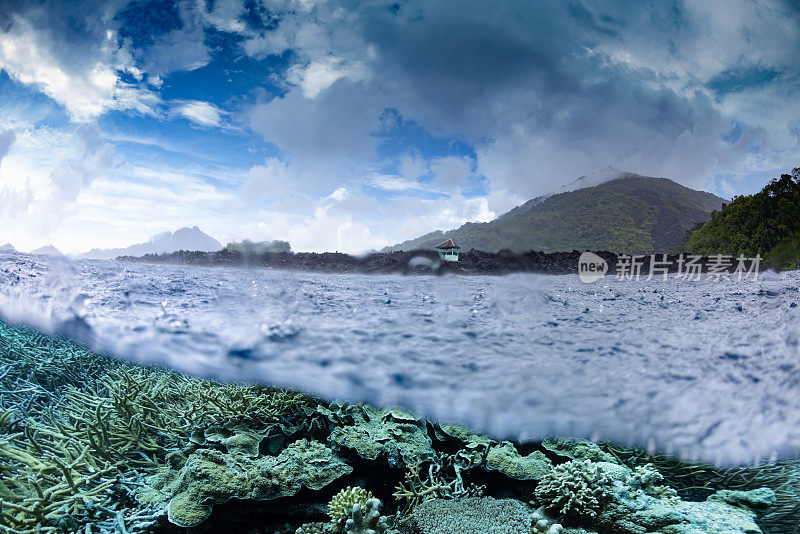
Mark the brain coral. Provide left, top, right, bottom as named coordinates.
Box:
left=534, top=459, right=616, bottom=518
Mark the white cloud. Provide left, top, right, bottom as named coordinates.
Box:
left=368, top=174, right=429, bottom=192
left=0, top=124, right=120, bottom=250
left=0, top=130, right=15, bottom=164
left=201, top=0, right=248, bottom=34
left=398, top=153, right=429, bottom=180
left=171, top=100, right=225, bottom=127
left=383, top=194, right=496, bottom=245
left=286, top=56, right=368, bottom=98
left=429, top=155, right=473, bottom=191
left=0, top=10, right=157, bottom=122
left=137, top=1, right=211, bottom=75
left=241, top=186, right=386, bottom=253
left=247, top=79, right=383, bottom=188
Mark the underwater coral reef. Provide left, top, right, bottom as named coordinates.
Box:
left=1, top=320, right=799, bottom=533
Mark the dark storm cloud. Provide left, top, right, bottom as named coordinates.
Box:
left=303, top=0, right=797, bottom=199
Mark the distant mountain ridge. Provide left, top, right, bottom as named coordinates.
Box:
left=31, top=245, right=63, bottom=256
left=78, top=226, right=222, bottom=260
left=385, top=171, right=727, bottom=254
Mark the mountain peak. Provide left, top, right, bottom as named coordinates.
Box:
left=385, top=173, right=726, bottom=254
left=31, top=245, right=63, bottom=256
left=558, top=166, right=638, bottom=194
left=78, top=227, right=222, bottom=260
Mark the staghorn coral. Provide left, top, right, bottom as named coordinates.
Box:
left=105, top=364, right=309, bottom=447
left=534, top=460, right=616, bottom=518
left=393, top=452, right=484, bottom=517
left=0, top=320, right=316, bottom=533
left=329, top=486, right=374, bottom=525
left=0, top=324, right=163, bottom=533
left=0, top=409, right=13, bottom=431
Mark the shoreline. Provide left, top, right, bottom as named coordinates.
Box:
left=116, top=249, right=767, bottom=276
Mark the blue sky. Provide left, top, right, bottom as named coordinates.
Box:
left=0, top=0, right=798, bottom=253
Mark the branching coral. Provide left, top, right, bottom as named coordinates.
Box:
left=339, top=498, right=395, bottom=534
left=329, top=487, right=374, bottom=525
left=0, top=320, right=315, bottom=533
left=0, top=324, right=159, bottom=533
left=393, top=452, right=484, bottom=517
left=534, top=459, right=616, bottom=518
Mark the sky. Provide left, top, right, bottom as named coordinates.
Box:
left=0, top=0, right=798, bottom=254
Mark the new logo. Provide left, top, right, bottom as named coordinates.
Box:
left=578, top=252, right=608, bottom=283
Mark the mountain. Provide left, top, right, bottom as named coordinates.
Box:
left=385, top=172, right=727, bottom=254
left=557, top=166, right=638, bottom=194
left=30, top=245, right=63, bottom=256
left=0, top=244, right=15, bottom=253
left=79, top=226, right=222, bottom=260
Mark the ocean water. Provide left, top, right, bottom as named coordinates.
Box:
left=1, top=251, right=798, bottom=465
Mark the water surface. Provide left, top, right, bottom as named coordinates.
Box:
left=1, top=251, right=798, bottom=465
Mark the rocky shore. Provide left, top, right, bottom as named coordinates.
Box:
left=117, top=249, right=763, bottom=276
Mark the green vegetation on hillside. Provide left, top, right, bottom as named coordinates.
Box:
left=386, top=176, right=725, bottom=254
left=685, top=167, right=800, bottom=269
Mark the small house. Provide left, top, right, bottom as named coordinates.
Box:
left=434, top=239, right=461, bottom=262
